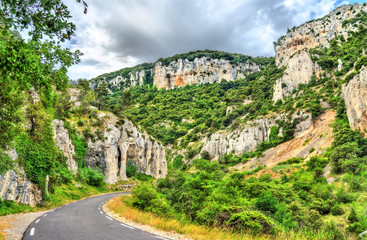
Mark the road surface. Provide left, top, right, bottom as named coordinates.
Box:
left=23, top=192, right=171, bottom=240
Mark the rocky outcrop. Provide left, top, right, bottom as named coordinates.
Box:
left=52, top=119, right=78, bottom=174
left=0, top=150, right=42, bottom=206
left=273, top=4, right=367, bottom=101
left=85, top=113, right=167, bottom=184
left=0, top=170, right=43, bottom=206
left=273, top=51, right=322, bottom=101
left=92, top=70, right=148, bottom=91
left=67, top=88, right=82, bottom=107
left=154, top=57, right=260, bottom=89
left=201, top=118, right=276, bottom=160
left=343, top=67, right=367, bottom=132
left=241, top=110, right=335, bottom=171
left=92, top=56, right=262, bottom=92
left=200, top=111, right=312, bottom=160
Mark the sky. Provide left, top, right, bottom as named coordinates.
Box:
left=62, top=0, right=365, bottom=80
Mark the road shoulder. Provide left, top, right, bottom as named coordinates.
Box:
left=0, top=210, right=49, bottom=240
left=103, top=196, right=190, bottom=240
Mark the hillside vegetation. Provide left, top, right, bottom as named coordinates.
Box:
left=101, top=7, right=367, bottom=240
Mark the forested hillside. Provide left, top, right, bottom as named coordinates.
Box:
left=101, top=4, right=367, bottom=239
left=2, top=1, right=367, bottom=240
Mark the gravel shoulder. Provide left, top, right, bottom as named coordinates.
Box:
left=0, top=210, right=50, bottom=240
left=103, top=197, right=191, bottom=240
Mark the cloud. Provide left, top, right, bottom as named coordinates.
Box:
left=64, top=0, right=349, bottom=80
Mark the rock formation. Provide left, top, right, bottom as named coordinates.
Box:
left=52, top=119, right=78, bottom=174
left=273, top=4, right=367, bottom=101
left=85, top=113, right=167, bottom=184
left=154, top=57, right=260, bottom=89
left=0, top=150, right=42, bottom=206
left=343, top=67, right=367, bottom=132
left=200, top=111, right=312, bottom=160
left=91, top=56, right=262, bottom=92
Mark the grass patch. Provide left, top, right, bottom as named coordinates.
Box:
left=0, top=199, right=35, bottom=216
left=46, top=182, right=110, bottom=208
left=106, top=196, right=338, bottom=240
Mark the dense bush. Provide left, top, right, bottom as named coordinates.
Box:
left=226, top=211, right=275, bottom=234
left=78, top=168, right=105, bottom=187
left=331, top=205, right=345, bottom=216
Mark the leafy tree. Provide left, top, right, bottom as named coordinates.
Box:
left=95, top=81, right=109, bottom=110
left=0, top=0, right=85, bottom=151
left=329, top=142, right=360, bottom=173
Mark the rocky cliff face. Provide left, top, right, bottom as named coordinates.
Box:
left=200, top=111, right=312, bottom=160
left=154, top=57, right=260, bottom=89
left=52, top=119, right=78, bottom=174
left=85, top=113, right=167, bottom=184
left=0, top=150, right=42, bottom=206
left=273, top=4, right=367, bottom=101
left=343, top=67, right=367, bottom=132
left=93, top=57, right=262, bottom=92
left=103, top=70, right=147, bottom=91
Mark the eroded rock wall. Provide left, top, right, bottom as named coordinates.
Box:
left=154, top=57, right=260, bottom=89
left=273, top=4, right=367, bottom=101
left=85, top=113, right=167, bottom=184
left=343, top=67, right=367, bottom=132
left=52, top=119, right=78, bottom=174
left=200, top=111, right=312, bottom=160
left=0, top=150, right=42, bottom=206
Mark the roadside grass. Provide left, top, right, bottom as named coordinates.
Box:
left=106, top=196, right=337, bottom=240
left=46, top=182, right=110, bottom=208
left=0, top=217, right=11, bottom=240
left=0, top=181, right=114, bottom=217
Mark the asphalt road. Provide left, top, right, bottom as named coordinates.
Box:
left=22, top=192, right=171, bottom=240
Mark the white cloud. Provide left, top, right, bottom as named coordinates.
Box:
left=62, top=0, right=348, bottom=80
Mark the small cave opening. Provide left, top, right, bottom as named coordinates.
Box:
left=117, top=145, right=122, bottom=174
left=166, top=73, right=171, bottom=89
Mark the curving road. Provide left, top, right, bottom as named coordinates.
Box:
left=22, top=192, right=171, bottom=240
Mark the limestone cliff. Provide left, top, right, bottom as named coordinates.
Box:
left=154, top=57, right=260, bottom=89
left=273, top=4, right=367, bottom=101
left=343, top=67, right=367, bottom=132
left=52, top=119, right=78, bottom=174
left=85, top=113, right=167, bottom=184
left=91, top=52, right=264, bottom=92
left=200, top=111, right=312, bottom=160
left=0, top=150, right=42, bottom=206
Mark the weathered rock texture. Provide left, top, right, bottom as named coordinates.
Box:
left=92, top=57, right=262, bottom=92
left=200, top=111, right=312, bottom=160
left=52, top=119, right=78, bottom=174
left=241, top=110, right=335, bottom=171
left=273, top=4, right=367, bottom=101
left=154, top=57, right=260, bottom=89
left=67, top=88, right=82, bottom=107
left=91, top=71, right=148, bottom=91
left=0, top=150, right=42, bottom=206
left=85, top=113, right=167, bottom=184
left=343, top=67, right=367, bottom=132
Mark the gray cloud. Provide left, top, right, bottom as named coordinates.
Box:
left=64, top=0, right=347, bottom=80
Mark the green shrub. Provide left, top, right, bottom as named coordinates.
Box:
left=131, top=183, right=172, bottom=216
left=322, top=221, right=346, bottom=240
left=278, top=157, right=304, bottom=165
left=126, top=160, right=138, bottom=177
left=255, top=192, right=279, bottom=214
left=172, top=155, right=185, bottom=169
left=331, top=205, right=345, bottom=216
left=226, top=211, right=274, bottom=234
left=78, top=168, right=105, bottom=187
left=355, top=56, right=367, bottom=70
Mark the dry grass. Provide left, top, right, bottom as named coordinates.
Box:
left=0, top=217, right=12, bottom=240
left=106, top=196, right=334, bottom=240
